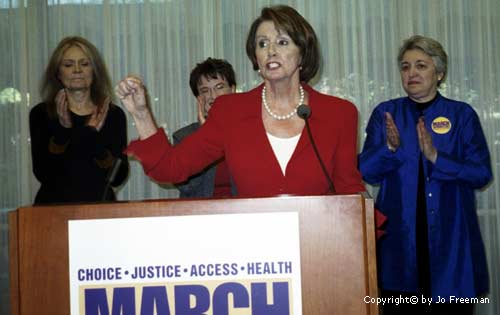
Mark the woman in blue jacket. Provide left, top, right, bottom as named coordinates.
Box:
left=359, top=35, right=492, bottom=314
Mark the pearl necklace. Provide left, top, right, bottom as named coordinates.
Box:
left=262, top=85, right=304, bottom=120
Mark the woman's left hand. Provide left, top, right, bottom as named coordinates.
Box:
left=87, top=97, right=110, bottom=131
left=417, top=117, right=437, bottom=163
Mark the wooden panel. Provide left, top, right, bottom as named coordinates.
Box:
left=363, top=198, right=379, bottom=315
left=11, top=194, right=378, bottom=315
left=8, top=211, right=19, bottom=315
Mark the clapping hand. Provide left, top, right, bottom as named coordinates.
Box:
left=417, top=117, right=437, bottom=163
left=87, top=97, right=110, bottom=131
left=55, top=89, right=72, bottom=128
left=385, top=112, right=400, bottom=152
left=197, top=99, right=207, bottom=125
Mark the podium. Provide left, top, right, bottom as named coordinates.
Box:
left=9, top=194, right=378, bottom=314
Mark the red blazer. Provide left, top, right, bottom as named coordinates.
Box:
left=126, top=83, right=365, bottom=197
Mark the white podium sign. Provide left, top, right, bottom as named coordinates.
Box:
left=69, top=212, right=302, bottom=315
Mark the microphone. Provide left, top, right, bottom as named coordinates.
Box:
left=297, top=104, right=335, bottom=193
left=297, top=104, right=311, bottom=119
left=102, top=158, right=123, bottom=201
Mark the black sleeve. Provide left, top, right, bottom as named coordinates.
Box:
left=29, top=103, right=71, bottom=184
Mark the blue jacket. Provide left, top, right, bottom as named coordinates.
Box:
left=359, top=93, right=492, bottom=299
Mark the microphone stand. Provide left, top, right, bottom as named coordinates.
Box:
left=298, top=104, right=336, bottom=193
left=102, top=158, right=122, bottom=201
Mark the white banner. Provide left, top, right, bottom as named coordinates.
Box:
left=68, top=212, right=302, bottom=315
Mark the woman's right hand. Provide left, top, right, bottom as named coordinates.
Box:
left=55, top=89, right=72, bottom=128
left=385, top=112, right=400, bottom=152
left=115, top=76, right=148, bottom=117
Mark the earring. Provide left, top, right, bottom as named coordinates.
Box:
left=258, top=69, right=261, bottom=73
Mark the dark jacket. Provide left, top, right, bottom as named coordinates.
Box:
left=173, top=122, right=218, bottom=198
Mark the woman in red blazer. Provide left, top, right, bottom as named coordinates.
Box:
left=116, top=5, right=365, bottom=197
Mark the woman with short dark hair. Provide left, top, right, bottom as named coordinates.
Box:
left=116, top=5, right=364, bottom=197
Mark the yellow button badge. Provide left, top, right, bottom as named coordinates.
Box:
left=431, top=116, right=452, bottom=134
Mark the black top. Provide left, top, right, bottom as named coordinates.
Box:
left=410, top=93, right=438, bottom=296
left=29, top=102, right=129, bottom=204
